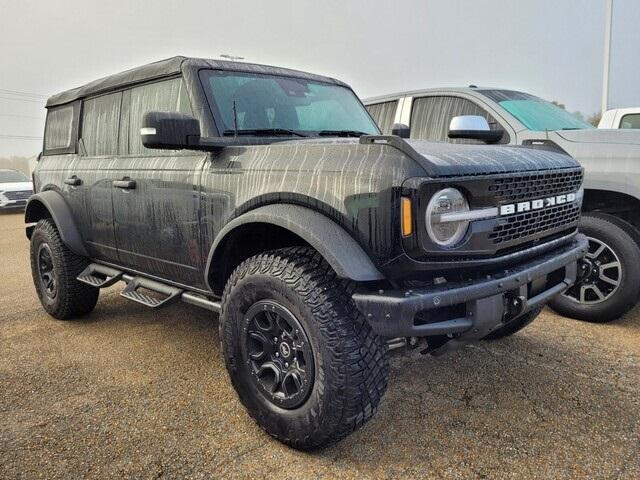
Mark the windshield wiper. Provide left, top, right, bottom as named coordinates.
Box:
left=223, top=128, right=308, bottom=137
left=317, top=130, right=369, bottom=137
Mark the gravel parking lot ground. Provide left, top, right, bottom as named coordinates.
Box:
left=1, top=210, right=639, bottom=479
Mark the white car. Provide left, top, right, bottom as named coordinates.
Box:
left=0, top=169, right=33, bottom=209
left=598, top=108, right=640, bottom=129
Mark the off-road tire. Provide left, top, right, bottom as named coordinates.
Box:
left=219, top=247, right=389, bottom=450
left=548, top=214, right=640, bottom=323
left=483, top=307, right=543, bottom=340
left=30, top=219, right=99, bottom=319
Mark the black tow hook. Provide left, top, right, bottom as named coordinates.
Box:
left=503, top=295, right=526, bottom=322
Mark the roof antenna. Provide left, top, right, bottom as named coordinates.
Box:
left=232, top=100, right=238, bottom=137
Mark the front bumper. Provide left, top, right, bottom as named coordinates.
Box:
left=353, top=234, right=588, bottom=340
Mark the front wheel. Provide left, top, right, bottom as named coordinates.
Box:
left=548, top=214, right=640, bottom=322
left=219, top=247, right=389, bottom=450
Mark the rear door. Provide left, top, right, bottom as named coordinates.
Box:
left=111, top=77, right=208, bottom=288
left=69, top=91, right=123, bottom=262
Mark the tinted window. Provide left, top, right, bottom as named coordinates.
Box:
left=44, top=105, right=74, bottom=150
left=620, top=113, right=640, bottom=129
left=480, top=90, right=593, bottom=131
left=128, top=78, right=192, bottom=154
left=366, top=101, right=398, bottom=135
left=201, top=70, right=378, bottom=135
left=410, top=96, right=508, bottom=144
left=81, top=92, right=122, bottom=156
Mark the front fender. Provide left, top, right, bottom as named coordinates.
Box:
left=25, top=191, right=89, bottom=257
left=205, top=204, right=384, bottom=286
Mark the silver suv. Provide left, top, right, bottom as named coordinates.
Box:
left=366, top=87, right=640, bottom=322
left=0, top=169, right=33, bottom=210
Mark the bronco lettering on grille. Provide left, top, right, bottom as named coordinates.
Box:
left=499, top=192, right=577, bottom=216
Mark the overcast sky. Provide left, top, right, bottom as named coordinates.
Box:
left=1, top=0, right=638, bottom=156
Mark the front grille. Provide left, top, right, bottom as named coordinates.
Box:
left=489, top=203, right=581, bottom=245
left=488, top=169, right=583, bottom=202
left=4, top=190, right=31, bottom=201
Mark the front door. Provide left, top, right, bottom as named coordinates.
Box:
left=111, top=78, right=207, bottom=288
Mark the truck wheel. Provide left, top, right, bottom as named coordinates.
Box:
left=548, top=214, right=640, bottom=322
left=483, top=307, right=542, bottom=340
left=30, top=219, right=99, bottom=319
left=219, top=247, right=388, bottom=450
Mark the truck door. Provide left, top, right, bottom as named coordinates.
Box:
left=111, top=78, right=208, bottom=288
left=68, top=91, right=123, bottom=263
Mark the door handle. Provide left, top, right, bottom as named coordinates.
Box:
left=113, top=179, right=136, bottom=189
left=64, top=176, right=82, bottom=186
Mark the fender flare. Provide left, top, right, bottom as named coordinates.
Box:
left=25, top=191, right=89, bottom=257
left=205, top=204, right=384, bottom=287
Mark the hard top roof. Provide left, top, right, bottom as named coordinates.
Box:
left=46, top=56, right=348, bottom=108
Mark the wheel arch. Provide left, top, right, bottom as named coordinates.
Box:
left=582, top=189, right=640, bottom=235
left=25, top=191, right=89, bottom=257
left=205, top=204, right=384, bottom=296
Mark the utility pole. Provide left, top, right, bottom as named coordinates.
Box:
left=601, top=0, right=613, bottom=115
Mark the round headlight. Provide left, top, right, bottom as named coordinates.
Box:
left=425, top=188, right=470, bottom=247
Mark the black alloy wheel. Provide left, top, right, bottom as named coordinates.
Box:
left=242, top=300, right=315, bottom=409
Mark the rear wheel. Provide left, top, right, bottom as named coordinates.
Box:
left=220, top=247, right=388, bottom=450
left=548, top=214, right=640, bottom=322
left=30, top=219, right=99, bottom=319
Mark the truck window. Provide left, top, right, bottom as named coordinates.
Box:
left=366, top=101, right=397, bottom=135
left=410, top=96, right=508, bottom=144
left=200, top=70, right=378, bottom=136
left=81, top=92, right=122, bottom=156
left=620, top=113, right=640, bottom=129
left=44, top=105, right=75, bottom=153
left=128, top=78, right=192, bottom=154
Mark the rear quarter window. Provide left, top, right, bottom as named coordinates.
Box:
left=44, top=103, right=79, bottom=154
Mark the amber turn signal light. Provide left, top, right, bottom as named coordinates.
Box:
left=401, top=197, right=412, bottom=236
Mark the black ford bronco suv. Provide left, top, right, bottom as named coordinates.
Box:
left=26, top=56, right=588, bottom=449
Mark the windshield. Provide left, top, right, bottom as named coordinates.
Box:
left=480, top=90, right=593, bottom=131
left=0, top=170, right=29, bottom=183
left=200, top=70, right=379, bottom=136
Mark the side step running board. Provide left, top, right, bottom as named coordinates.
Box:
left=77, top=264, right=123, bottom=288
left=120, top=277, right=182, bottom=308
left=77, top=263, right=221, bottom=312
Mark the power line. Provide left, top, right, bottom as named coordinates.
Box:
left=0, top=95, right=45, bottom=104
left=0, top=113, right=44, bottom=120
left=0, top=88, right=48, bottom=99
left=0, top=134, right=43, bottom=140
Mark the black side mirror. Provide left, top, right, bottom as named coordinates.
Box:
left=391, top=123, right=410, bottom=138
left=141, top=111, right=201, bottom=150
left=448, top=115, right=503, bottom=143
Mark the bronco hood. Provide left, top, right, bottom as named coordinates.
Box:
left=555, top=128, right=640, bottom=146
left=403, top=139, right=579, bottom=177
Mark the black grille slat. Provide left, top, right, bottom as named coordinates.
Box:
left=487, top=170, right=583, bottom=202
left=489, top=203, right=581, bottom=245
left=4, top=190, right=32, bottom=201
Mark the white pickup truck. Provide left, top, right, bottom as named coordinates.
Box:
left=599, top=108, right=640, bottom=129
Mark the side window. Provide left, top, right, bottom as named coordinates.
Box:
left=410, top=96, right=509, bottom=144
left=620, top=113, right=640, bottom=129
left=43, top=103, right=79, bottom=154
left=128, top=78, right=192, bottom=155
left=366, top=101, right=397, bottom=135
left=81, top=92, right=122, bottom=156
